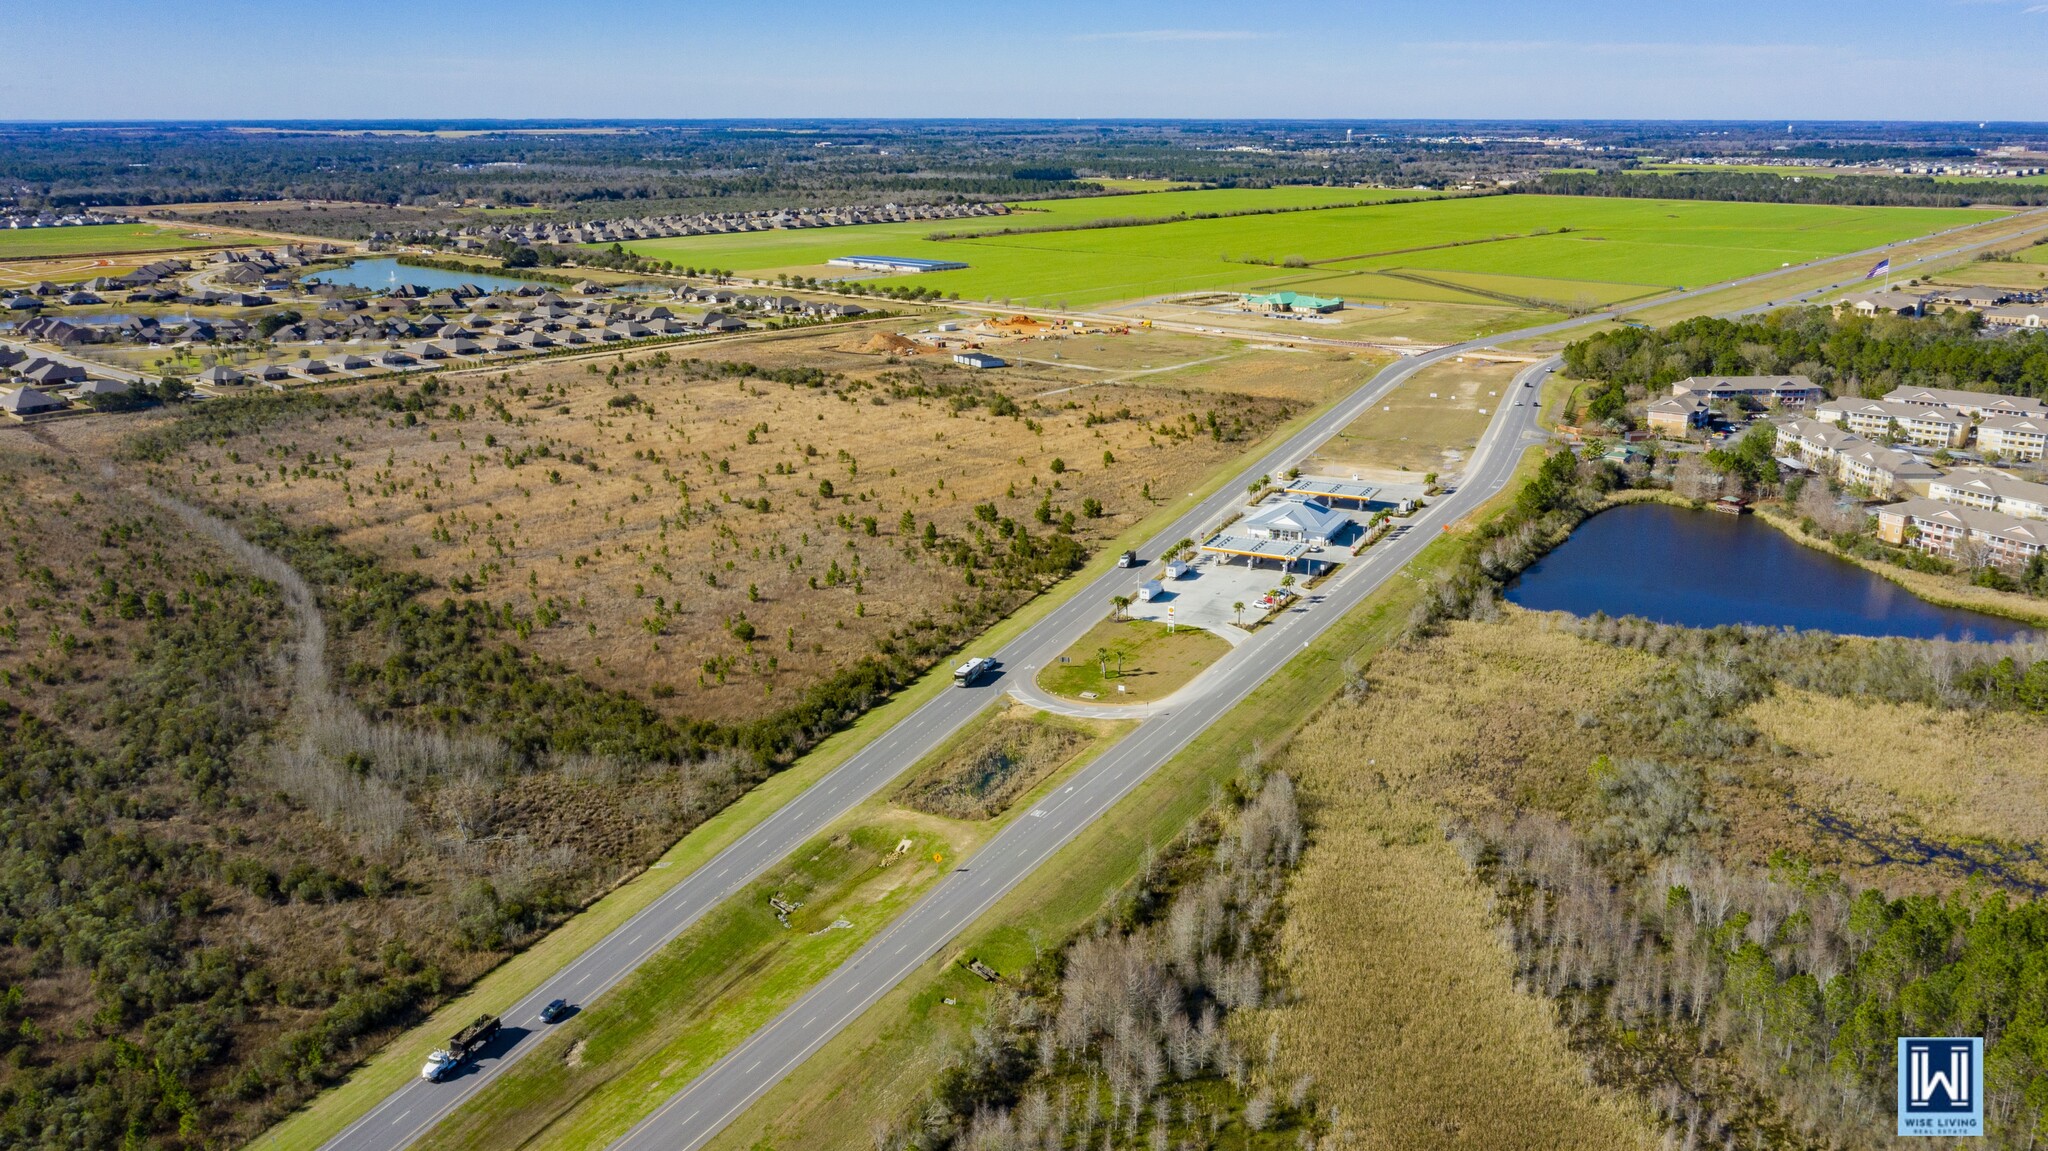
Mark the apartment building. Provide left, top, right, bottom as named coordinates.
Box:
left=1814, top=398, right=1971, bottom=448
left=1977, top=414, right=2048, bottom=463
left=1875, top=499, right=2048, bottom=566
left=1928, top=468, right=2048, bottom=521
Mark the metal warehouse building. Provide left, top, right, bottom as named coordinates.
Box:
left=827, top=255, right=970, bottom=273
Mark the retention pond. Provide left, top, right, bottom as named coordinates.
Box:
left=1504, top=502, right=2034, bottom=641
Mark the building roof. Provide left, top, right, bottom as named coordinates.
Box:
left=1245, top=290, right=1344, bottom=310
left=826, top=255, right=970, bottom=273
left=1883, top=385, right=2048, bottom=416
left=1931, top=468, right=2048, bottom=508
left=1200, top=532, right=1312, bottom=564
left=1778, top=417, right=1863, bottom=452
left=1282, top=476, right=1380, bottom=504
left=1242, top=496, right=1351, bottom=540
left=1672, top=375, right=1820, bottom=398
left=1980, top=413, right=2048, bottom=436
left=1647, top=396, right=1708, bottom=414
left=1816, top=398, right=1967, bottom=426
left=0, top=386, right=65, bottom=414
left=1838, top=442, right=1941, bottom=481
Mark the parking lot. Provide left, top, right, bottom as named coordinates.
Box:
left=1119, top=551, right=1331, bottom=641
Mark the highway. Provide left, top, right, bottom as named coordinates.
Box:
left=319, top=207, right=2048, bottom=1151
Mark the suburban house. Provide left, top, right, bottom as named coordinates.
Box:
left=1978, top=414, right=2048, bottom=462
left=1242, top=496, right=1351, bottom=547
left=1670, top=375, right=1824, bottom=407
left=196, top=365, right=248, bottom=387
left=1875, top=499, right=2048, bottom=567
left=1928, top=469, right=2048, bottom=521
left=1647, top=395, right=1711, bottom=435
left=1243, top=291, right=1344, bottom=314
left=1813, top=398, right=1970, bottom=448
left=0, top=385, right=68, bottom=422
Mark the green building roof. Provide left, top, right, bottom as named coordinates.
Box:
left=1245, top=290, right=1344, bottom=310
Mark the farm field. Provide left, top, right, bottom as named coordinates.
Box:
left=131, top=326, right=1310, bottom=728
left=0, top=221, right=228, bottom=259
left=612, top=194, right=2001, bottom=313
left=1306, top=354, right=1526, bottom=478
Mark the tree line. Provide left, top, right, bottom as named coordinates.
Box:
left=1536, top=169, right=2048, bottom=207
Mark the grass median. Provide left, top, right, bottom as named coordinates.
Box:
left=411, top=706, right=1128, bottom=1151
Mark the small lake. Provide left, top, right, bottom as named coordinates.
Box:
left=1505, top=502, right=2035, bottom=641
left=303, top=258, right=559, bottom=294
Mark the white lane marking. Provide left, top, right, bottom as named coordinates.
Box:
left=391, top=1109, right=412, bottom=1125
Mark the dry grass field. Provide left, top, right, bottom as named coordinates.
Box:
left=136, top=327, right=1302, bottom=726
left=1306, top=354, right=1527, bottom=480
left=1266, top=616, right=1658, bottom=1151
left=894, top=704, right=1101, bottom=820
left=1256, top=607, right=2048, bottom=1148
left=1747, top=688, right=2048, bottom=849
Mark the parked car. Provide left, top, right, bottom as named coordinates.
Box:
left=540, top=999, right=570, bottom=1023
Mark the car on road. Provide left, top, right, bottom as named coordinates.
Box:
left=540, top=998, right=570, bottom=1023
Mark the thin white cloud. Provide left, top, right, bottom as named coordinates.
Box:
left=1071, top=29, right=1271, bottom=43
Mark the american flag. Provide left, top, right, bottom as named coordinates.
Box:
left=1865, top=257, right=1891, bottom=280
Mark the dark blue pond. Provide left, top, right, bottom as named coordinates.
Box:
left=1505, top=502, right=2034, bottom=641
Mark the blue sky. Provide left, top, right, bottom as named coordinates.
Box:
left=8, top=0, right=2048, bottom=121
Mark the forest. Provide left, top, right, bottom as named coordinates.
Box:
left=1536, top=169, right=2048, bottom=207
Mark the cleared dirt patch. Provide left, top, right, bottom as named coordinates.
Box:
left=1307, top=354, right=1525, bottom=478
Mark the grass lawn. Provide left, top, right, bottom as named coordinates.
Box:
left=1036, top=618, right=1232, bottom=702
left=614, top=194, right=2001, bottom=312
left=697, top=446, right=1551, bottom=1151
left=0, top=222, right=225, bottom=259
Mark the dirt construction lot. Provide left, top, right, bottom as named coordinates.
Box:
left=1305, top=353, right=1529, bottom=480
left=113, top=326, right=1322, bottom=725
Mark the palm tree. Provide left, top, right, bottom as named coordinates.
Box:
left=1232, top=601, right=1246, bottom=626
left=1095, top=647, right=1111, bottom=679
left=1110, top=594, right=1130, bottom=622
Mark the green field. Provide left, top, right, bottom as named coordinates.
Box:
left=610, top=193, right=2001, bottom=311
left=0, top=222, right=226, bottom=259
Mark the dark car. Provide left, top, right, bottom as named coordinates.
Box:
left=540, top=998, right=570, bottom=1023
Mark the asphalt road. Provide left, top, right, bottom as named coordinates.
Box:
left=321, top=207, right=2048, bottom=1151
